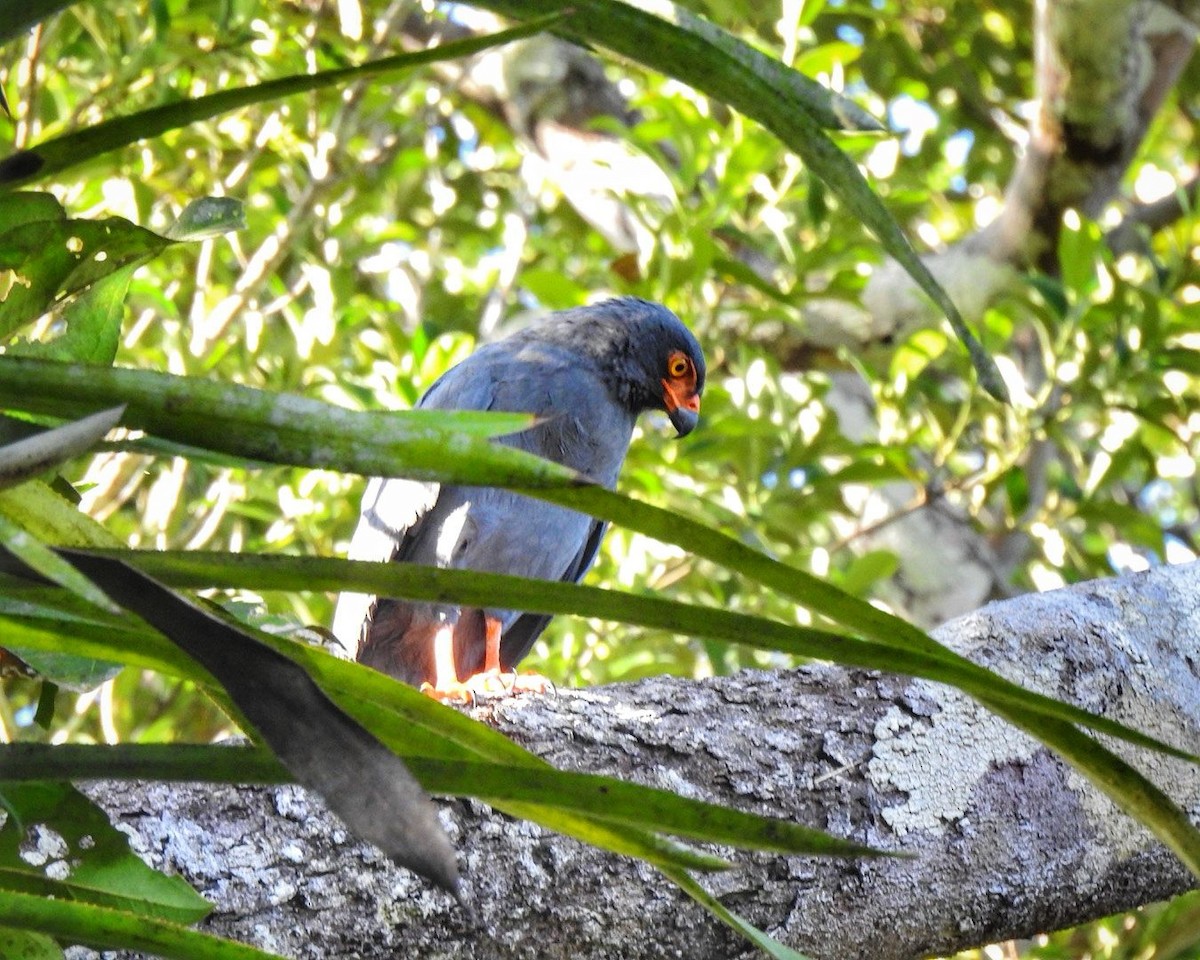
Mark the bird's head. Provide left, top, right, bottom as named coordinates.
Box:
left=554, top=298, right=706, bottom=438
left=656, top=333, right=705, bottom=437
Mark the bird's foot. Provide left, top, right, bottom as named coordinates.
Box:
left=419, top=679, right=480, bottom=705
left=419, top=670, right=554, bottom=703
left=496, top=670, right=556, bottom=697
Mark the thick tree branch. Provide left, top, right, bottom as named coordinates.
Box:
left=70, top=562, right=1200, bottom=960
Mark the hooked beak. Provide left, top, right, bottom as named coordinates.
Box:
left=662, top=380, right=701, bottom=438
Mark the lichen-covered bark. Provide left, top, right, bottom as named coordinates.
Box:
left=67, top=562, right=1200, bottom=960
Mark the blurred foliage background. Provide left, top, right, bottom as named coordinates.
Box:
left=2, top=0, right=1199, bottom=954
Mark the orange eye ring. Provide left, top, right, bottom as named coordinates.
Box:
left=668, top=354, right=690, bottom=378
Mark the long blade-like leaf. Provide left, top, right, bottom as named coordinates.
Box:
left=0, top=357, right=559, bottom=485
left=0, top=743, right=888, bottom=858
left=662, top=865, right=814, bottom=960
left=0, top=888, right=285, bottom=960
left=0, top=514, right=118, bottom=614
left=0, top=18, right=561, bottom=189
left=49, top=549, right=463, bottom=899
left=113, top=549, right=1198, bottom=765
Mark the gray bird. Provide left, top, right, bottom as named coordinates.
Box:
left=332, top=298, right=705, bottom=699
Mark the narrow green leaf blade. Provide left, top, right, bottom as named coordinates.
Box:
left=0, top=887, right=286, bottom=960
left=0, top=19, right=562, bottom=188
left=986, top=703, right=1200, bottom=877
left=0, top=782, right=211, bottom=924
left=0, top=744, right=889, bottom=858
left=662, top=865, right=814, bottom=960
left=0, top=479, right=120, bottom=547
left=484, top=0, right=877, bottom=132
left=0, top=514, right=118, bottom=613
left=0, top=358, right=556, bottom=485
left=116, top=550, right=1199, bottom=766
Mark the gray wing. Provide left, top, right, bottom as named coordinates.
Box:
left=497, top=517, right=608, bottom=670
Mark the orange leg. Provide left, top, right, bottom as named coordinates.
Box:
left=421, top=616, right=554, bottom=702
left=474, top=615, right=554, bottom=695
left=482, top=616, right=502, bottom=674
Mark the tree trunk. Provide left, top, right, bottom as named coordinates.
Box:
left=70, top=561, right=1200, bottom=960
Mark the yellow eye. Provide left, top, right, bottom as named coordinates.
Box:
left=668, top=355, right=690, bottom=378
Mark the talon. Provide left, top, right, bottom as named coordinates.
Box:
left=419, top=680, right=477, bottom=706
left=420, top=670, right=554, bottom=702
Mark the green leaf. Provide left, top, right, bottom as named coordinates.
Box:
left=0, top=357, right=564, bottom=486
left=8, top=268, right=133, bottom=364
left=0, top=782, right=211, bottom=925
left=0, top=514, right=119, bottom=614
left=501, top=0, right=879, bottom=132
left=1058, top=215, right=1105, bottom=299
left=0, top=479, right=120, bottom=548
left=662, top=865, right=814, bottom=960
left=0, top=193, right=63, bottom=234
left=0, top=1, right=82, bottom=46
left=0, top=613, right=208, bottom=685
left=0, top=217, right=165, bottom=342
left=5, top=647, right=121, bottom=692
left=0, top=887, right=284, bottom=960
left=0, top=926, right=61, bottom=960
left=164, top=197, right=246, bottom=241
left=0, top=19, right=564, bottom=189
left=112, top=549, right=1199, bottom=767
left=837, top=549, right=900, bottom=595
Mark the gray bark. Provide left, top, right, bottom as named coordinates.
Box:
left=71, top=562, right=1200, bottom=960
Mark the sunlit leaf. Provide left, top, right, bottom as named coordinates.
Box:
left=165, top=197, right=246, bottom=241
left=7, top=267, right=133, bottom=365
left=0, top=19, right=563, bottom=189
left=52, top=550, right=463, bottom=899
left=0, top=887, right=285, bottom=960
left=0, top=782, right=211, bottom=924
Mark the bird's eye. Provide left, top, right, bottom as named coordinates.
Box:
left=668, top=354, right=690, bottom=378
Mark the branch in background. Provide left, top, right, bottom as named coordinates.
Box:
left=1108, top=172, right=1200, bottom=255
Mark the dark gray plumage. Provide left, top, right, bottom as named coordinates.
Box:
left=332, top=298, right=705, bottom=696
